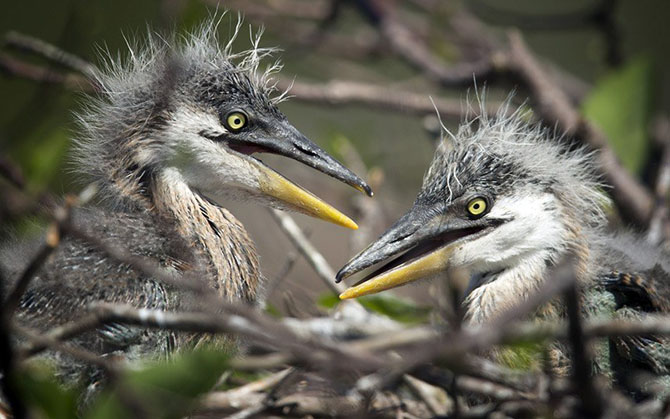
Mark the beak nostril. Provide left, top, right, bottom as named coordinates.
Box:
left=389, top=233, right=410, bottom=244
left=294, top=142, right=320, bottom=158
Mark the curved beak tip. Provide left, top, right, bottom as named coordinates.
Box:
left=338, top=290, right=354, bottom=300
left=358, top=184, right=374, bottom=197
left=340, top=216, right=359, bottom=230
left=334, top=271, right=346, bottom=283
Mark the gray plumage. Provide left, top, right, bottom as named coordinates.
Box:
left=2, top=17, right=369, bottom=384
left=337, top=101, right=670, bottom=396
left=3, top=209, right=191, bottom=381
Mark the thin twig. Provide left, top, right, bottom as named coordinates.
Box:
left=563, top=275, right=603, bottom=416
left=13, top=325, right=118, bottom=373
left=278, top=77, right=500, bottom=118
left=648, top=116, right=670, bottom=244
left=354, top=259, right=576, bottom=393
left=0, top=156, right=25, bottom=189
left=87, top=303, right=382, bottom=373
left=402, top=374, right=451, bottom=415
left=267, top=208, right=347, bottom=295
left=4, top=31, right=98, bottom=78
left=3, top=197, right=74, bottom=319
left=334, top=137, right=387, bottom=253
left=29, top=299, right=670, bottom=375
left=505, top=30, right=653, bottom=225
left=19, top=312, right=104, bottom=358
left=0, top=52, right=95, bottom=91
left=0, top=271, right=27, bottom=419
left=265, top=251, right=299, bottom=300
left=364, top=3, right=495, bottom=86
left=199, top=368, right=292, bottom=414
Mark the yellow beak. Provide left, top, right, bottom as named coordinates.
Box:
left=339, top=244, right=455, bottom=299
left=258, top=166, right=358, bottom=230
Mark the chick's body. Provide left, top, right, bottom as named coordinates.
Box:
left=2, top=18, right=370, bottom=382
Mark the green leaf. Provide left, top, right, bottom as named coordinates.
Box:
left=495, top=341, right=546, bottom=372
left=85, top=394, right=130, bottom=419
left=16, top=365, right=79, bottom=419
left=318, top=293, right=431, bottom=324
left=359, top=294, right=431, bottom=324
left=10, top=125, right=71, bottom=193
left=582, top=57, right=654, bottom=174
left=264, top=302, right=283, bottom=318
left=87, top=348, right=229, bottom=419
left=317, top=293, right=340, bottom=309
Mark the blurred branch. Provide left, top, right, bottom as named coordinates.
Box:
left=0, top=156, right=25, bottom=189
left=268, top=208, right=349, bottom=296
left=0, top=271, right=27, bottom=419
left=2, top=13, right=668, bottom=417
left=3, top=223, right=63, bottom=317
left=353, top=257, right=577, bottom=393
left=469, top=0, right=622, bottom=66
left=0, top=157, right=54, bottom=223
left=14, top=262, right=670, bottom=417
left=504, top=31, right=653, bottom=225
left=14, top=324, right=150, bottom=417
left=198, top=368, right=291, bottom=415
left=334, top=137, right=387, bottom=253
left=0, top=52, right=95, bottom=91
left=264, top=251, right=298, bottom=300
left=3, top=194, right=80, bottom=319
left=330, top=3, right=653, bottom=224
left=403, top=374, right=451, bottom=415
left=236, top=9, right=383, bottom=59
left=4, top=31, right=98, bottom=78
left=21, top=301, right=384, bottom=371
left=279, top=77, right=500, bottom=118
left=647, top=115, right=670, bottom=245
left=216, top=0, right=331, bottom=21
left=563, top=280, right=603, bottom=416
left=376, top=7, right=496, bottom=87
left=20, top=311, right=106, bottom=358
left=13, top=324, right=119, bottom=373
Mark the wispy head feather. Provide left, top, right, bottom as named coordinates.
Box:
left=72, top=13, right=289, bottom=209
left=90, top=13, right=286, bottom=104
left=421, top=94, right=609, bottom=228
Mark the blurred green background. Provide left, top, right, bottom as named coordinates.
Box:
left=1, top=0, right=669, bottom=311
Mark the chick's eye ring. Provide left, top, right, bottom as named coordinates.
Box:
left=226, top=111, right=247, bottom=131
left=467, top=197, right=488, bottom=218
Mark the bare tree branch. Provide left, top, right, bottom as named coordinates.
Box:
left=648, top=115, right=670, bottom=244
left=0, top=52, right=94, bottom=91
left=267, top=208, right=347, bottom=296
left=4, top=31, right=98, bottom=78
left=504, top=31, right=654, bottom=225
left=277, top=77, right=478, bottom=118
left=0, top=271, right=27, bottom=419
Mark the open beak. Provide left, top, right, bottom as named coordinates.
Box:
left=230, top=123, right=372, bottom=230
left=257, top=163, right=360, bottom=229
left=336, top=206, right=492, bottom=299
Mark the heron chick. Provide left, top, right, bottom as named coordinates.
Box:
left=337, top=102, right=670, bottom=388
left=2, top=18, right=370, bottom=377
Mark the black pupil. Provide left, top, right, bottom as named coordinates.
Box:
left=234, top=117, right=241, bottom=125
left=473, top=203, right=480, bottom=209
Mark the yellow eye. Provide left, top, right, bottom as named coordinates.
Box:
left=467, top=197, right=487, bottom=217
left=226, top=111, right=247, bottom=131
